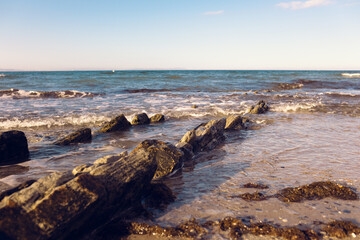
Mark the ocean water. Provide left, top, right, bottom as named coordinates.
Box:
left=1, top=70, right=360, bottom=232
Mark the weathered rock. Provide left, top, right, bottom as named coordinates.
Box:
left=54, top=128, right=92, bottom=145
left=235, top=192, right=269, bottom=201
left=144, top=183, right=176, bottom=210
left=322, top=220, right=360, bottom=238
left=132, top=140, right=184, bottom=179
left=177, top=118, right=226, bottom=153
left=98, top=114, right=131, bottom=133
left=150, top=114, right=165, bottom=123
left=0, top=130, right=29, bottom=165
left=276, top=181, right=358, bottom=202
left=131, top=113, right=150, bottom=125
left=248, top=100, right=269, bottom=114
left=225, top=115, right=245, bottom=130
left=0, top=148, right=157, bottom=239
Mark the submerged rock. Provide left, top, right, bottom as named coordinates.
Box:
left=248, top=100, right=270, bottom=114
left=225, top=115, right=245, bottom=130
left=131, top=113, right=150, bottom=125
left=0, top=130, right=29, bottom=165
left=98, top=114, right=131, bottom=133
left=150, top=114, right=165, bottom=123
left=132, top=140, right=184, bottom=179
left=235, top=191, right=269, bottom=201
left=243, top=182, right=269, bottom=189
left=54, top=128, right=92, bottom=146
left=322, top=220, right=360, bottom=238
left=276, top=181, right=358, bottom=202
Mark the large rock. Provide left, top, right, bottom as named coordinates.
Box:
left=54, top=128, right=92, bottom=145
left=248, top=100, right=269, bottom=114
left=98, top=114, right=131, bottom=133
left=150, top=114, right=165, bottom=123
left=0, top=130, right=29, bottom=165
left=132, top=140, right=184, bottom=179
left=131, top=113, right=150, bottom=125
left=0, top=148, right=157, bottom=239
left=177, top=118, right=226, bottom=153
left=225, top=115, right=245, bottom=130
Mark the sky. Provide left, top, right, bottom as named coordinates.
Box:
left=0, top=0, right=359, bottom=71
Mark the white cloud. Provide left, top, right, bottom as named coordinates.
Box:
left=203, top=10, right=224, bottom=16
left=277, top=0, right=333, bottom=10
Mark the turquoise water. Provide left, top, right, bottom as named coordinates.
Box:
left=1, top=70, right=360, bottom=230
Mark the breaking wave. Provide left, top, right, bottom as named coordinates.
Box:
left=341, top=73, right=360, bottom=78
left=0, top=89, right=104, bottom=99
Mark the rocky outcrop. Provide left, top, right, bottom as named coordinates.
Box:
left=225, top=115, right=246, bottom=130
left=177, top=118, right=226, bottom=154
left=132, top=140, right=184, bottom=179
left=98, top=114, right=131, bottom=133
left=249, top=100, right=269, bottom=114
left=0, top=148, right=157, bottom=239
left=54, top=128, right=92, bottom=145
left=150, top=114, right=165, bottom=123
left=0, top=130, right=29, bottom=165
left=131, top=113, right=150, bottom=125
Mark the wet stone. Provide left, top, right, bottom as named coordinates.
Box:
left=54, top=128, right=92, bottom=145
left=131, top=113, right=150, bottom=125
left=0, top=130, right=29, bottom=165
left=249, top=100, right=270, bottom=114
left=150, top=114, right=165, bottom=123
left=144, top=182, right=176, bottom=210
left=322, top=220, right=360, bottom=238
left=98, top=114, right=131, bottom=133
left=276, top=181, right=358, bottom=202
left=236, top=191, right=269, bottom=201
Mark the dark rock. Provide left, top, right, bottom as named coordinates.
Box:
left=177, top=118, right=226, bottom=153
left=243, top=182, right=269, bottom=189
left=144, top=183, right=176, bottom=210
left=225, top=115, right=245, bottom=130
left=132, top=140, right=184, bottom=179
left=0, top=180, right=36, bottom=202
left=175, top=142, right=194, bottom=161
left=276, top=181, right=358, bottom=202
left=0, top=148, right=157, bottom=239
left=98, top=114, right=131, bottom=133
left=322, top=220, right=360, bottom=238
left=131, top=113, right=150, bottom=125
left=54, top=128, right=92, bottom=146
left=150, top=114, right=165, bottom=123
left=0, top=130, right=29, bottom=165
left=249, top=100, right=270, bottom=114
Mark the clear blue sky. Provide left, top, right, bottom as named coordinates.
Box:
left=1, top=0, right=359, bottom=70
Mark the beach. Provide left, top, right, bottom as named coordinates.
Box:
left=1, top=70, right=360, bottom=239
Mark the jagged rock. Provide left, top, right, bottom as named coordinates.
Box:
left=225, top=115, right=245, bottom=130
left=0, top=148, right=157, bottom=239
left=0, top=130, right=29, bottom=165
left=132, top=140, right=184, bottom=179
left=177, top=118, right=226, bottom=153
left=54, top=128, right=92, bottom=146
left=150, top=114, right=165, bottom=123
left=249, top=100, right=269, bottom=114
left=131, top=113, right=150, bottom=125
left=98, top=114, right=131, bottom=133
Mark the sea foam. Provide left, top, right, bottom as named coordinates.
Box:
left=341, top=73, right=360, bottom=78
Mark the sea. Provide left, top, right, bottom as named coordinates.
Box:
left=1, top=70, right=360, bottom=235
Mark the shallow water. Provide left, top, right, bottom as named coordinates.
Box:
left=1, top=70, right=360, bottom=236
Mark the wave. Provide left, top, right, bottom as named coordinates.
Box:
left=0, top=89, right=104, bottom=99
left=341, top=73, right=360, bottom=78
left=0, top=74, right=5, bottom=78
left=123, top=87, right=192, bottom=93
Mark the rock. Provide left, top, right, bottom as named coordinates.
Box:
left=276, top=181, right=358, bottom=202
left=144, top=183, right=176, bottom=210
left=322, top=220, right=360, bottom=238
left=225, top=115, right=245, bottom=130
left=235, top=192, right=269, bottom=201
left=0, top=148, right=157, bottom=239
left=132, top=140, right=184, bottom=179
left=131, top=113, right=150, bottom=125
left=150, top=114, right=165, bottom=123
left=54, top=128, right=92, bottom=146
left=178, top=118, right=226, bottom=153
left=98, top=114, right=131, bottom=133
left=248, top=100, right=269, bottom=114
left=243, top=183, right=269, bottom=189
left=0, top=130, right=29, bottom=165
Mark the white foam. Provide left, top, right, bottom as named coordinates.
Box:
left=0, top=74, right=5, bottom=78
left=341, top=73, right=360, bottom=78
left=272, top=102, right=320, bottom=113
